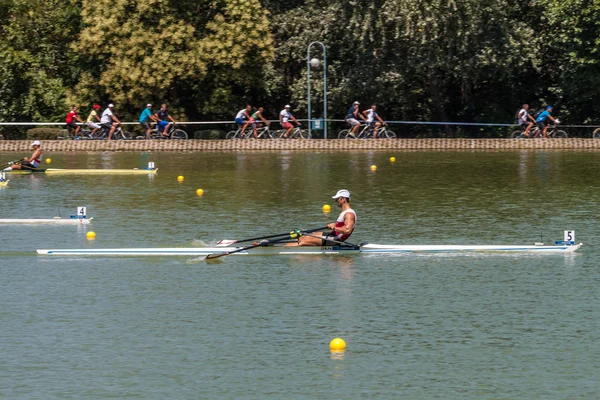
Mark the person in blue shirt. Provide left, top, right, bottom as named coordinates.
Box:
left=139, top=104, right=158, bottom=139
left=345, top=101, right=365, bottom=137
left=535, top=106, right=558, bottom=138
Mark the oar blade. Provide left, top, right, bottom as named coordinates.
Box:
left=216, top=239, right=237, bottom=247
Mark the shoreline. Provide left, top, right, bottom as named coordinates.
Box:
left=1, top=139, right=600, bottom=152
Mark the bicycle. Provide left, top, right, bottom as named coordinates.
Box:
left=275, top=124, right=310, bottom=139
left=57, top=125, right=92, bottom=140
left=148, top=123, right=188, bottom=140
left=510, top=124, right=533, bottom=138
left=338, top=123, right=368, bottom=139
left=512, top=123, right=567, bottom=138
left=593, top=127, right=600, bottom=138
left=92, top=124, right=132, bottom=140
left=226, top=127, right=254, bottom=139
left=256, top=124, right=275, bottom=139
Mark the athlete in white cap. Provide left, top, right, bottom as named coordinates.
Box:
left=5, top=141, right=43, bottom=170
left=287, top=189, right=357, bottom=246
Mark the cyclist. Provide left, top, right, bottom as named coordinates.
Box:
left=345, top=101, right=364, bottom=137
left=154, top=103, right=177, bottom=138
left=86, top=104, right=102, bottom=137
left=66, top=105, right=83, bottom=138
left=535, top=105, right=558, bottom=138
left=101, top=104, right=121, bottom=140
left=362, top=105, right=385, bottom=138
left=251, top=107, right=270, bottom=139
left=234, top=105, right=252, bottom=138
left=139, top=103, right=158, bottom=139
left=279, top=105, right=300, bottom=138
left=516, top=104, right=535, bottom=137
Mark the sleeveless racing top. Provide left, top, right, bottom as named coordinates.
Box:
left=332, top=208, right=357, bottom=242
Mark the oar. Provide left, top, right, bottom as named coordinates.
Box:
left=0, top=159, right=23, bottom=170
left=208, top=227, right=328, bottom=259
left=216, top=226, right=328, bottom=246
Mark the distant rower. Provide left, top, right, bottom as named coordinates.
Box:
left=288, top=189, right=357, bottom=246
left=4, top=141, right=43, bottom=171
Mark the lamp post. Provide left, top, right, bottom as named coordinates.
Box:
left=307, top=41, right=327, bottom=139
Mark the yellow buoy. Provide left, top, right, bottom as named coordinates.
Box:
left=370, top=165, right=377, bottom=171
left=86, top=231, right=96, bottom=240
left=177, top=175, right=184, bottom=182
left=45, top=158, right=51, bottom=164
left=390, top=157, right=396, bottom=163
left=196, top=188, right=204, bottom=196
left=330, top=338, right=346, bottom=351
left=322, top=204, right=331, bottom=212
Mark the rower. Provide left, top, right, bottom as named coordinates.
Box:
left=287, top=189, right=357, bottom=246
left=5, top=141, right=43, bottom=170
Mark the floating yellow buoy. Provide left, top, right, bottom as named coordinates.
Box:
left=46, top=158, right=51, bottom=164
left=177, top=175, right=184, bottom=182
left=390, top=157, right=396, bottom=163
left=330, top=338, right=346, bottom=351
left=322, top=204, right=331, bottom=212
left=86, top=231, right=96, bottom=240
left=370, top=165, right=377, bottom=171
left=196, top=188, right=204, bottom=196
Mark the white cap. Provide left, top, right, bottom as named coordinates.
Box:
left=353, top=101, right=360, bottom=105
left=285, top=104, right=291, bottom=108
left=332, top=189, right=350, bottom=199
left=147, top=103, right=152, bottom=107
left=108, top=103, right=114, bottom=107
left=31, top=140, right=41, bottom=147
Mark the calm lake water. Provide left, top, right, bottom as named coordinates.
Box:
left=1, top=150, right=600, bottom=399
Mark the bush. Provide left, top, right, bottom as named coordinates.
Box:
left=194, top=129, right=226, bottom=139
left=27, top=127, right=63, bottom=140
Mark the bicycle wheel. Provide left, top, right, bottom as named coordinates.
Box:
left=57, top=129, right=71, bottom=140
left=79, top=129, right=92, bottom=139
left=226, top=131, right=238, bottom=139
left=337, top=130, right=349, bottom=139
left=511, top=130, right=525, bottom=139
left=594, top=128, right=600, bottom=138
left=171, top=129, right=188, bottom=139
left=298, top=129, right=311, bottom=139
left=553, top=130, right=567, bottom=138
left=380, top=129, right=396, bottom=139
left=122, top=130, right=132, bottom=140
left=274, top=130, right=286, bottom=139
left=148, top=129, right=162, bottom=139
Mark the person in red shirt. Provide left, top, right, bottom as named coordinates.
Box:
left=66, top=105, right=84, bottom=138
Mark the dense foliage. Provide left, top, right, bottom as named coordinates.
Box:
left=1, top=0, right=599, bottom=137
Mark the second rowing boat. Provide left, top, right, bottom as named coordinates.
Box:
left=5, top=168, right=157, bottom=175
left=1, top=217, right=93, bottom=225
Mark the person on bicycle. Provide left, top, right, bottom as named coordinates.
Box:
left=516, top=104, right=536, bottom=137
left=251, top=107, right=270, bottom=139
left=5, top=141, right=43, bottom=171
left=86, top=104, right=102, bottom=137
left=234, top=105, right=252, bottom=138
left=66, top=105, right=84, bottom=139
left=346, top=101, right=364, bottom=138
left=139, top=103, right=158, bottom=139
left=101, top=104, right=121, bottom=140
left=280, top=105, right=300, bottom=138
left=536, top=105, right=558, bottom=138
left=155, top=103, right=177, bottom=138
left=362, top=105, right=385, bottom=138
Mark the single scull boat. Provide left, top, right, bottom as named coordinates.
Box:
left=36, top=241, right=582, bottom=256
left=6, top=168, right=157, bottom=175
left=1, top=217, right=92, bottom=225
